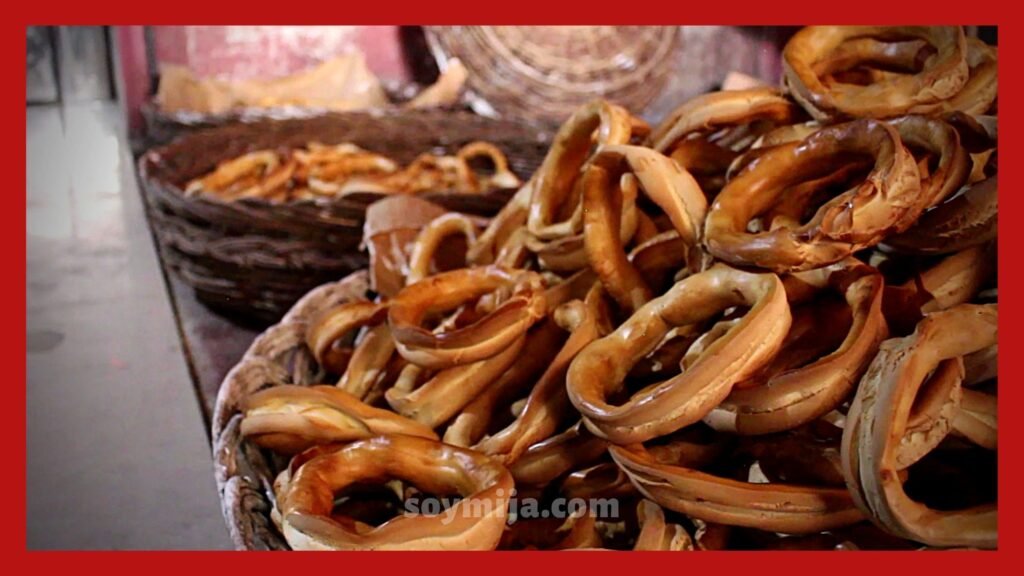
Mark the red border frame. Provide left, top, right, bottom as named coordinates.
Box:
left=10, top=5, right=1019, bottom=571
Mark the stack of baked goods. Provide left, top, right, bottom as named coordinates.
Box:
left=221, top=25, right=997, bottom=551
left=185, top=140, right=521, bottom=204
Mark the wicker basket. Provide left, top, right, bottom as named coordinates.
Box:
left=138, top=110, right=551, bottom=324
left=211, top=271, right=370, bottom=550
left=425, top=26, right=679, bottom=124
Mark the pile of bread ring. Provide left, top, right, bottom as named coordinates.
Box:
left=238, top=25, right=998, bottom=551
left=184, top=140, right=521, bottom=203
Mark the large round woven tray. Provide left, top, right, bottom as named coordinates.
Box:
left=138, top=110, right=551, bottom=324
left=212, top=271, right=369, bottom=550
left=425, top=26, right=679, bottom=123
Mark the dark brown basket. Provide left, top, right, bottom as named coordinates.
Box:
left=138, top=109, right=552, bottom=324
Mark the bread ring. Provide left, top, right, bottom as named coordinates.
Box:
left=705, top=119, right=922, bottom=272
left=507, top=422, right=608, bottom=487
left=560, top=462, right=637, bottom=501
left=841, top=303, right=997, bottom=548
left=886, top=115, right=970, bottom=207
left=456, top=141, right=522, bottom=190
left=476, top=285, right=611, bottom=461
left=306, top=301, right=389, bottom=374
left=633, top=500, right=694, bottom=551
left=388, top=266, right=547, bottom=369
left=648, top=88, right=799, bottom=153
left=528, top=100, right=635, bottom=241
left=911, top=39, right=998, bottom=116
left=385, top=334, right=526, bottom=428
left=582, top=145, right=709, bottom=312
left=882, top=243, right=995, bottom=335
left=241, top=386, right=437, bottom=454
left=609, top=442, right=864, bottom=534
left=279, top=434, right=513, bottom=550
left=883, top=176, right=996, bottom=255
left=443, top=319, right=567, bottom=448
left=567, top=264, right=791, bottom=444
left=783, top=26, right=968, bottom=120
left=706, top=261, right=888, bottom=435
left=407, top=212, right=480, bottom=284
left=337, top=323, right=397, bottom=401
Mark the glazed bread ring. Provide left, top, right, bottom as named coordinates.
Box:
left=883, top=176, right=996, bottom=255
left=507, top=423, right=609, bottom=487
left=783, top=26, right=968, bottom=120
left=306, top=301, right=389, bottom=374
left=443, top=319, right=567, bottom=448
left=528, top=99, right=635, bottom=242
left=609, top=442, right=864, bottom=534
left=648, top=88, right=799, bottom=153
left=704, top=119, right=922, bottom=272
left=279, top=434, right=514, bottom=550
left=388, top=266, right=547, bottom=369
left=566, top=264, right=791, bottom=444
left=706, top=261, right=888, bottom=435
left=475, top=285, right=610, bottom=461
left=633, top=500, right=694, bottom=551
left=240, top=385, right=437, bottom=454
left=407, top=212, right=480, bottom=284
left=911, top=38, right=998, bottom=116
left=582, top=145, right=708, bottom=312
left=337, top=323, right=397, bottom=401
left=457, top=141, right=523, bottom=190
left=886, top=115, right=969, bottom=207
left=385, top=334, right=525, bottom=428
left=841, top=303, right=997, bottom=548
left=467, top=181, right=532, bottom=266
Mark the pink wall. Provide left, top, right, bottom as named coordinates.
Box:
left=116, top=25, right=411, bottom=137
left=149, top=26, right=410, bottom=82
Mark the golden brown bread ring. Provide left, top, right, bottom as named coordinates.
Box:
left=609, top=442, right=864, bottom=534
left=337, top=323, right=397, bottom=401
left=883, top=176, right=996, bottom=255
left=385, top=334, right=526, bottom=429
left=566, top=264, right=791, bottom=444
left=240, top=386, right=437, bottom=454
left=443, top=319, right=566, bottom=448
left=476, top=285, right=610, bottom=461
left=706, top=261, right=887, bottom=435
left=467, top=182, right=532, bottom=266
left=560, top=462, right=637, bottom=501
left=407, top=212, right=479, bottom=285
left=882, top=243, right=995, bottom=335
left=648, top=88, right=799, bottom=153
left=783, top=26, right=968, bottom=120
left=668, top=138, right=738, bottom=197
left=582, top=145, right=708, bottom=312
left=704, top=119, right=922, bottom=273
left=886, top=115, right=969, bottom=207
left=507, top=422, right=608, bottom=487
left=528, top=100, right=635, bottom=242
left=911, top=39, right=998, bottom=116
left=633, top=500, right=694, bottom=551
left=841, top=303, right=997, bottom=549
left=812, top=37, right=932, bottom=78
left=388, top=266, right=547, bottom=369
left=306, top=300, right=389, bottom=373
left=532, top=173, right=641, bottom=274
left=185, top=150, right=280, bottom=196
left=456, top=141, right=522, bottom=190
left=279, top=434, right=513, bottom=550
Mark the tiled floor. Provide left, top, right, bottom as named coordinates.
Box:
left=26, top=102, right=231, bottom=549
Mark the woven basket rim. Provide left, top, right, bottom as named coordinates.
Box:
left=211, top=270, right=372, bottom=550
